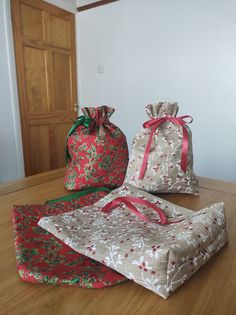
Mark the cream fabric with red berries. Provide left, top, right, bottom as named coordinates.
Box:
left=38, top=184, right=227, bottom=299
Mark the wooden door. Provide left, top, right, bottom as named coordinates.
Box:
left=11, top=0, right=78, bottom=176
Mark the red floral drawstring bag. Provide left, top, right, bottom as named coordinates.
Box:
left=65, top=106, right=129, bottom=191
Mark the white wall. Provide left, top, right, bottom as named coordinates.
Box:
left=0, top=0, right=24, bottom=183
left=77, top=0, right=96, bottom=6
left=45, top=0, right=77, bottom=12
left=76, top=0, right=236, bottom=183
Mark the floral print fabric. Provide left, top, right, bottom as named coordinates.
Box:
left=125, top=102, right=199, bottom=194
left=38, top=184, right=228, bottom=298
left=12, top=190, right=126, bottom=288
left=65, top=106, right=129, bottom=191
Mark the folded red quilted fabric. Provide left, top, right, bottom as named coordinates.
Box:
left=11, top=190, right=126, bottom=288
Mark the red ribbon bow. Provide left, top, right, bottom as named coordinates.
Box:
left=139, top=115, right=193, bottom=180
left=101, top=196, right=183, bottom=225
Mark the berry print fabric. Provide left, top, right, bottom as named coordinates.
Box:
left=38, top=184, right=227, bottom=299
left=125, top=102, right=198, bottom=194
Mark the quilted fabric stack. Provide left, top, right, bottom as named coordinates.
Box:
left=12, top=189, right=126, bottom=288
left=12, top=102, right=228, bottom=299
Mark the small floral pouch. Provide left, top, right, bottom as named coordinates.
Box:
left=125, top=102, right=199, bottom=194
left=38, top=184, right=228, bottom=299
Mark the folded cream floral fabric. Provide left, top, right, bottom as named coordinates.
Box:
left=38, top=184, right=227, bottom=299
left=125, top=102, right=199, bottom=194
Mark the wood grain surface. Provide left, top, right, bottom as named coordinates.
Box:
left=0, top=169, right=235, bottom=315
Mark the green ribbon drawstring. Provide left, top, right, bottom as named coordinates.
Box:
left=65, top=115, right=93, bottom=165
left=45, top=187, right=111, bottom=204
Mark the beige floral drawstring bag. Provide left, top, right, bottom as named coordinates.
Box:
left=125, top=102, right=198, bottom=194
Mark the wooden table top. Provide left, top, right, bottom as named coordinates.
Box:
left=0, top=169, right=236, bottom=315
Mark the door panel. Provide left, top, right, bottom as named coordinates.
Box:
left=29, top=125, right=51, bottom=174
left=20, top=3, right=44, bottom=39
left=50, top=15, right=70, bottom=48
left=52, top=53, right=71, bottom=111
left=23, top=46, right=49, bottom=112
left=11, top=0, right=78, bottom=176
left=54, top=123, right=72, bottom=168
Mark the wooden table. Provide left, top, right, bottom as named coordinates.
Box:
left=0, top=169, right=236, bottom=315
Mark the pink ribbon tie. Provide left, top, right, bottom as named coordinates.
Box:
left=139, top=115, right=193, bottom=180
left=101, top=196, right=183, bottom=225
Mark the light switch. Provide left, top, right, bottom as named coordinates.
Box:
left=97, top=64, right=105, bottom=73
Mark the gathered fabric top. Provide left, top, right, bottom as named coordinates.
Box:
left=82, top=106, right=115, bottom=122
left=146, top=102, right=179, bottom=118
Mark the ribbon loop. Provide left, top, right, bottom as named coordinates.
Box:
left=101, top=196, right=183, bottom=225
left=139, top=115, right=193, bottom=179
left=143, top=117, right=166, bottom=129
left=101, top=196, right=167, bottom=225
left=178, top=115, right=193, bottom=124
